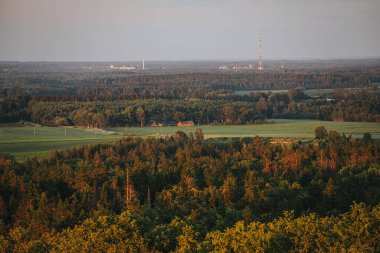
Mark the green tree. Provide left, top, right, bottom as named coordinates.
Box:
left=220, top=173, right=238, bottom=207
left=136, top=108, right=145, bottom=127
left=194, top=128, right=204, bottom=143
left=314, top=126, right=328, bottom=140
left=174, top=112, right=185, bottom=122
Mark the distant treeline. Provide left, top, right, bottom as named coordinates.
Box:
left=1, top=66, right=380, bottom=126
left=1, top=89, right=379, bottom=126
left=1, top=67, right=379, bottom=99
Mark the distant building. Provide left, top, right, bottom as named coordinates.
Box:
left=178, top=121, right=194, bottom=127
left=333, top=117, right=344, bottom=122
left=110, top=64, right=136, bottom=71
left=219, top=65, right=228, bottom=70
left=245, top=64, right=254, bottom=70
left=150, top=122, right=163, bottom=127
left=233, top=64, right=254, bottom=71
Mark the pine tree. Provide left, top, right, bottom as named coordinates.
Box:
left=125, top=169, right=138, bottom=210
left=324, top=177, right=335, bottom=198
left=146, top=187, right=151, bottom=208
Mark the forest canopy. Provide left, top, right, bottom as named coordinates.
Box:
left=0, top=130, right=379, bottom=252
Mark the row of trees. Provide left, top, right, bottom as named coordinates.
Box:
left=1, top=89, right=379, bottom=126
left=0, top=130, right=379, bottom=251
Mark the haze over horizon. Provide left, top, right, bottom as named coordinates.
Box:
left=1, top=0, right=379, bottom=62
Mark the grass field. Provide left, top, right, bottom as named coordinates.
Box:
left=234, top=89, right=335, bottom=96
left=1, top=119, right=379, bottom=161
left=110, top=119, right=380, bottom=139
left=234, top=88, right=378, bottom=96
left=0, top=126, right=121, bottom=161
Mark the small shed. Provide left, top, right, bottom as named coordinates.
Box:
left=178, top=121, right=194, bottom=127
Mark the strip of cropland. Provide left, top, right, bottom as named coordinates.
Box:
left=0, top=125, right=121, bottom=161
left=1, top=119, right=379, bottom=161
left=109, top=119, right=380, bottom=139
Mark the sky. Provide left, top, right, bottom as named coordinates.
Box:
left=0, top=0, right=379, bottom=61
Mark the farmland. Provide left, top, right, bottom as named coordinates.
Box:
left=0, top=125, right=121, bottom=161
left=110, top=119, right=380, bottom=139
left=1, top=119, right=379, bottom=161
left=234, top=87, right=379, bottom=96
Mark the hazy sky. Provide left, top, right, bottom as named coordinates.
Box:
left=1, top=0, right=379, bottom=61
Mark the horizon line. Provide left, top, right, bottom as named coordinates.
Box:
left=1, top=56, right=380, bottom=63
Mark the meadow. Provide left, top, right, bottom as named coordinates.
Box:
left=111, top=119, right=380, bottom=139
left=234, top=88, right=338, bottom=97
left=1, top=119, right=379, bottom=161
left=234, top=87, right=379, bottom=96
left=0, top=125, right=121, bottom=161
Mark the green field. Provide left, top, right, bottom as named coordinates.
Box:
left=0, top=126, right=121, bottom=161
left=111, top=119, right=380, bottom=139
left=234, top=89, right=333, bottom=96
left=234, top=88, right=378, bottom=96
left=235, top=89, right=288, bottom=95
left=1, top=120, right=379, bottom=161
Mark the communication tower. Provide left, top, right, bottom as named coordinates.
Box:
left=258, top=35, right=264, bottom=71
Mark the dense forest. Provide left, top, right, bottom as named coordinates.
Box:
left=0, top=129, right=379, bottom=251
left=1, top=66, right=380, bottom=98
left=1, top=88, right=380, bottom=126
